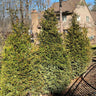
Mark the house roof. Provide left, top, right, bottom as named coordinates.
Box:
left=51, top=0, right=81, bottom=13
left=91, top=11, right=96, bottom=23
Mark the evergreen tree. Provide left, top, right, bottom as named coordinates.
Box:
left=65, top=14, right=91, bottom=78
left=0, top=23, right=44, bottom=96
left=39, top=9, right=62, bottom=45
left=0, top=33, right=4, bottom=71
left=39, top=8, right=71, bottom=94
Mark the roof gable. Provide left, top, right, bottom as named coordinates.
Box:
left=51, top=0, right=84, bottom=13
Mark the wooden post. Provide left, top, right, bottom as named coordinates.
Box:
left=59, top=0, right=63, bottom=34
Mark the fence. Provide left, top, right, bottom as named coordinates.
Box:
left=64, top=62, right=96, bottom=96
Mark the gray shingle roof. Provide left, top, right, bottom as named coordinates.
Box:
left=51, top=0, right=81, bottom=13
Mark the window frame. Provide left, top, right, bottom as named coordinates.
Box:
left=77, top=15, right=80, bottom=21
left=62, top=15, right=67, bottom=22
left=86, top=16, right=89, bottom=22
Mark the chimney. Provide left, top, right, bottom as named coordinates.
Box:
left=32, top=9, right=37, bottom=13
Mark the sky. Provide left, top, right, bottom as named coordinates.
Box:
left=51, top=0, right=94, bottom=5
left=86, top=0, right=94, bottom=4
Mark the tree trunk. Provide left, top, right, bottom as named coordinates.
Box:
left=20, top=0, right=24, bottom=23
left=25, top=0, right=29, bottom=25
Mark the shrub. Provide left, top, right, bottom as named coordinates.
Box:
left=39, top=9, right=71, bottom=94
left=0, top=23, right=44, bottom=96
left=65, top=14, right=91, bottom=78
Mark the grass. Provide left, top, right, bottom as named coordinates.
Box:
left=91, top=44, right=96, bottom=49
left=91, top=44, right=96, bottom=57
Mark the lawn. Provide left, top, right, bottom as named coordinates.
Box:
left=91, top=44, right=96, bottom=57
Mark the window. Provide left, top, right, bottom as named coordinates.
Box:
left=62, top=16, right=67, bottom=22
left=86, top=16, right=89, bottom=22
left=88, top=35, right=94, bottom=40
left=28, top=29, right=32, bottom=35
left=77, top=15, right=80, bottom=21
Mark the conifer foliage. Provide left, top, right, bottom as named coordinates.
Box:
left=0, top=23, right=31, bottom=96
left=0, top=23, right=44, bottom=96
left=39, top=9, right=62, bottom=45
left=39, top=9, right=71, bottom=94
left=65, top=14, right=91, bottom=77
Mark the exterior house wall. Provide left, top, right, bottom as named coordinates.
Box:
left=31, top=10, right=43, bottom=44
left=31, top=10, right=39, bottom=38
left=57, top=15, right=72, bottom=31
left=62, top=15, right=72, bottom=29
left=74, top=5, right=96, bottom=38
left=31, top=0, right=96, bottom=44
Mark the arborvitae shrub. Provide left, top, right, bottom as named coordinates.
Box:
left=39, top=9, right=71, bottom=94
left=65, top=14, right=91, bottom=78
left=0, top=23, right=44, bottom=96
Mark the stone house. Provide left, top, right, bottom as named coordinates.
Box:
left=91, top=11, right=96, bottom=29
left=31, top=0, right=96, bottom=43
left=31, top=10, right=43, bottom=44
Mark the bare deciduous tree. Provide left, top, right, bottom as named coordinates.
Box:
left=0, top=0, right=51, bottom=38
